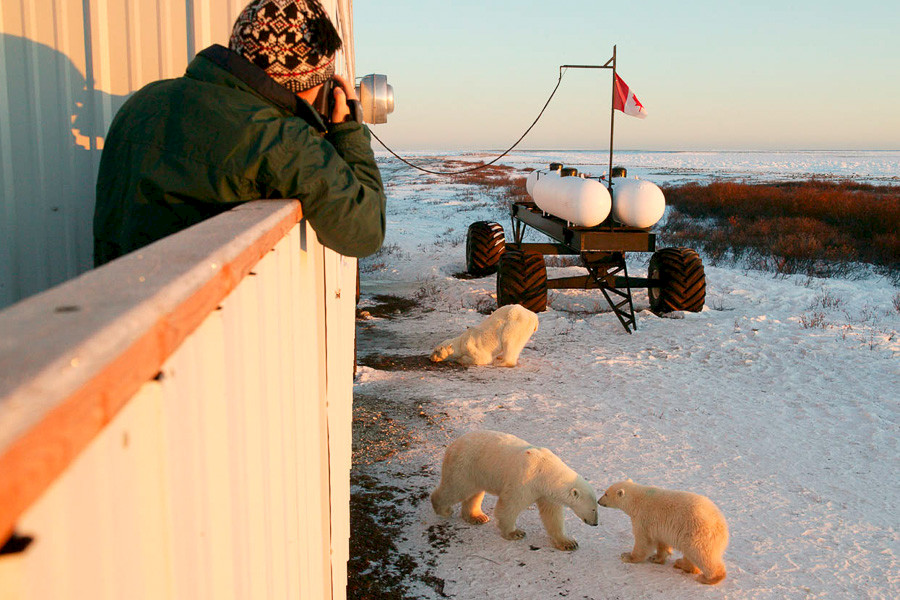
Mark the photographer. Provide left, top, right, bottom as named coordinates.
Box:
left=93, top=0, right=385, bottom=266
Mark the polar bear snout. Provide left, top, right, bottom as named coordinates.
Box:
left=430, top=341, right=453, bottom=362
left=568, top=484, right=600, bottom=526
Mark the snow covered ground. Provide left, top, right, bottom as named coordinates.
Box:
left=353, top=151, right=899, bottom=600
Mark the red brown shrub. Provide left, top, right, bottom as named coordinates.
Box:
left=660, top=180, right=899, bottom=277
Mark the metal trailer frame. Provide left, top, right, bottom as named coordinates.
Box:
left=503, top=45, right=656, bottom=333
left=508, top=200, right=659, bottom=333
left=471, top=47, right=701, bottom=333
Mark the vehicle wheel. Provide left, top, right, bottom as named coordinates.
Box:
left=497, top=249, right=547, bottom=312
left=648, top=247, right=706, bottom=314
left=466, top=221, right=506, bottom=277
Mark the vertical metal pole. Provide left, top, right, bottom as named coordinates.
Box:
left=608, top=45, right=616, bottom=187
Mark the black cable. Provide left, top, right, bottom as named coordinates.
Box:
left=368, top=68, right=568, bottom=176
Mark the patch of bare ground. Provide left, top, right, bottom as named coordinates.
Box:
left=357, top=294, right=419, bottom=319
left=349, top=296, right=453, bottom=599
left=348, top=396, right=451, bottom=598
left=356, top=294, right=469, bottom=373
left=349, top=472, right=442, bottom=599
left=357, top=354, right=468, bottom=372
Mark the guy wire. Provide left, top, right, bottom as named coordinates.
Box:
left=368, top=68, right=568, bottom=176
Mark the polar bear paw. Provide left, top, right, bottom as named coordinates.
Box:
left=673, top=558, right=700, bottom=574
left=463, top=512, right=490, bottom=525
left=492, top=355, right=518, bottom=367
left=501, top=528, right=526, bottom=541
left=621, top=552, right=642, bottom=563
left=553, top=537, right=579, bottom=551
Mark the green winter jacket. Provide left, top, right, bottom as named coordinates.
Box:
left=93, top=45, right=385, bottom=265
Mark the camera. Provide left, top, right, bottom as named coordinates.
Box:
left=314, top=74, right=394, bottom=125
left=313, top=78, right=338, bottom=122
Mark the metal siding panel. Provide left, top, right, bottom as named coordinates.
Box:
left=157, top=0, right=189, bottom=77
left=30, top=0, right=62, bottom=287
left=109, top=382, right=174, bottom=600
left=312, top=227, right=334, bottom=599
left=126, top=0, right=150, bottom=85
left=192, top=310, right=238, bottom=600
left=3, top=3, right=50, bottom=303
left=273, top=231, right=303, bottom=599
left=190, top=0, right=244, bottom=54
left=325, top=251, right=355, bottom=600
left=51, top=0, right=94, bottom=280
left=335, top=0, right=355, bottom=79
left=255, top=248, right=290, bottom=599
left=219, top=282, right=252, bottom=600
left=0, top=11, right=20, bottom=307
left=229, top=270, right=274, bottom=599
left=292, top=224, right=328, bottom=600
left=13, top=381, right=172, bottom=600
left=159, top=346, right=210, bottom=600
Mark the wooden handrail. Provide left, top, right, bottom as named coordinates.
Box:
left=0, top=200, right=304, bottom=543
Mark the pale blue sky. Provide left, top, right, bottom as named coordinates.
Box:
left=354, top=0, right=900, bottom=151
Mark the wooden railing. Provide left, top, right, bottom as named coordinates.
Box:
left=0, top=200, right=356, bottom=599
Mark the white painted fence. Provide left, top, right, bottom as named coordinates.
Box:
left=0, top=200, right=357, bottom=599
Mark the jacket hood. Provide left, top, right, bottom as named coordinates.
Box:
left=190, top=44, right=328, bottom=134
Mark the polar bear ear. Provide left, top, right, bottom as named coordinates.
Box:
left=570, top=487, right=580, bottom=499
left=625, top=478, right=633, bottom=483
left=616, top=489, right=626, bottom=498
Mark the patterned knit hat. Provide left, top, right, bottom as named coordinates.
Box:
left=229, top=0, right=342, bottom=93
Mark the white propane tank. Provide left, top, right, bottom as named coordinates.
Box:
left=530, top=171, right=611, bottom=227
left=610, top=177, right=666, bottom=228
left=525, top=166, right=560, bottom=196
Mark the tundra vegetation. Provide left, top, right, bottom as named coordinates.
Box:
left=660, top=180, right=899, bottom=281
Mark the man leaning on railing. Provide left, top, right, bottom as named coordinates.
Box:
left=92, top=0, right=386, bottom=266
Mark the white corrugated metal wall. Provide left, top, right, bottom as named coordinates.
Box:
left=0, top=1, right=359, bottom=597
left=1, top=211, right=357, bottom=599
left=0, top=0, right=354, bottom=309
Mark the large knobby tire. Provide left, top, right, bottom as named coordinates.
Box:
left=466, top=221, right=506, bottom=277
left=648, top=247, right=706, bottom=314
left=497, top=250, right=547, bottom=313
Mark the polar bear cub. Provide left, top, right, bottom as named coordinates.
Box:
left=598, top=480, right=729, bottom=585
left=430, top=304, right=538, bottom=367
left=431, top=430, right=598, bottom=550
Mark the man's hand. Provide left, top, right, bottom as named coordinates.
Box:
left=330, top=74, right=358, bottom=124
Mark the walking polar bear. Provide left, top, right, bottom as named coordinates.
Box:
left=431, top=430, right=598, bottom=551
left=430, top=304, right=538, bottom=367
left=598, top=480, right=729, bottom=585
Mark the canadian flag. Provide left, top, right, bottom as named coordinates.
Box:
left=613, top=73, right=647, bottom=119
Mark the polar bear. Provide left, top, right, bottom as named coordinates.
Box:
left=430, top=430, right=598, bottom=550
left=598, top=480, right=729, bottom=585
left=430, top=304, right=538, bottom=367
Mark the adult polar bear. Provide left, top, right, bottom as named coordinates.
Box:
left=430, top=304, right=538, bottom=367
left=431, top=430, right=598, bottom=550
left=598, top=480, right=729, bottom=585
